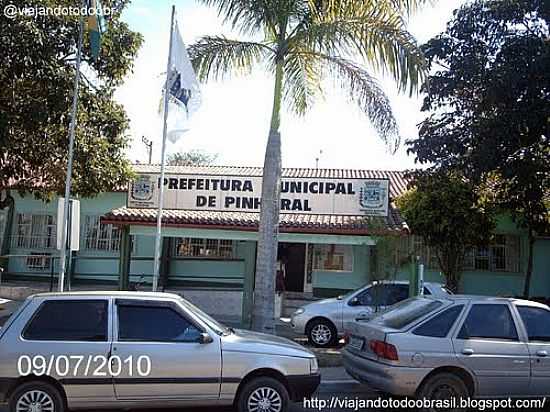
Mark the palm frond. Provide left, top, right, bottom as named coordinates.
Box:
left=311, top=52, right=400, bottom=151
left=299, top=0, right=427, bottom=95
left=386, top=0, right=435, bottom=16
left=188, top=36, right=274, bottom=81
left=196, top=0, right=303, bottom=37
left=282, top=46, right=322, bottom=116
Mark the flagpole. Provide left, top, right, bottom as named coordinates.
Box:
left=58, top=5, right=85, bottom=292
left=152, top=5, right=176, bottom=292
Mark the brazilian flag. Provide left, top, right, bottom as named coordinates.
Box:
left=87, top=0, right=106, bottom=60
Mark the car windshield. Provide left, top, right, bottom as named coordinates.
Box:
left=177, top=297, right=230, bottom=336
left=377, top=297, right=444, bottom=329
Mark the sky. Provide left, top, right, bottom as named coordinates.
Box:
left=115, top=0, right=467, bottom=170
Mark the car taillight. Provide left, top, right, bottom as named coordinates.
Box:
left=369, top=340, right=399, bottom=361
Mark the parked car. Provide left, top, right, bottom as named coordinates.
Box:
left=0, top=292, right=320, bottom=412
left=290, top=281, right=450, bottom=347
left=343, top=295, right=550, bottom=410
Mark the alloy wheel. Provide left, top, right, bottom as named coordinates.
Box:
left=16, top=390, right=55, bottom=412
left=311, top=323, right=332, bottom=345
left=247, top=386, right=283, bottom=412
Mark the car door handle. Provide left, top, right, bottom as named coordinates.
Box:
left=536, top=350, right=548, bottom=357
left=462, top=348, right=474, bottom=356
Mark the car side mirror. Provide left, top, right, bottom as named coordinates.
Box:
left=199, top=333, right=213, bottom=344
left=348, top=297, right=360, bottom=307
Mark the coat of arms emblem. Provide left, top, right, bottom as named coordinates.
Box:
left=359, top=181, right=387, bottom=210
left=131, top=175, right=154, bottom=201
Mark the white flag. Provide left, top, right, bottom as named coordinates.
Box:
left=165, top=21, right=201, bottom=143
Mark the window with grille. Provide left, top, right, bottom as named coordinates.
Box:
left=84, top=216, right=124, bottom=252
left=313, top=245, right=353, bottom=272
left=26, top=252, right=52, bottom=270
left=173, top=238, right=234, bottom=258
left=463, top=235, right=520, bottom=273
left=14, top=214, right=56, bottom=249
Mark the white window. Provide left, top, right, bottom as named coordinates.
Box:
left=26, top=252, right=52, bottom=270
left=173, top=238, right=234, bottom=258
left=13, top=214, right=56, bottom=249
left=464, top=235, right=520, bottom=273
left=313, top=245, right=353, bottom=272
left=84, top=216, right=123, bottom=252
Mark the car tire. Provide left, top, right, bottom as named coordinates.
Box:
left=9, top=381, right=65, bottom=412
left=237, top=376, right=290, bottom=412
left=307, top=318, right=338, bottom=347
left=417, top=372, right=469, bottom=412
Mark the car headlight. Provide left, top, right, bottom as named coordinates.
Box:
left=309, top=357, right=319, bottom=374
left=293, top=308, right=305, bottom=316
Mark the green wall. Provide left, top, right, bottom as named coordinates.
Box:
left=2, top=192, right=549, bottom=300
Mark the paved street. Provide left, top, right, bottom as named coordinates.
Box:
left=0, top=368, right=386, bottom=412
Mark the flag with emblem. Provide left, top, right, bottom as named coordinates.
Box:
left=87, top=0, right=106, bottom=60
left=164, top=20, right=201, bottom=143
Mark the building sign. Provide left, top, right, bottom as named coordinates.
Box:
left=128, top=173, right=390, bottom=216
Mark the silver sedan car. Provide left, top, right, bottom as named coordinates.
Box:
left=0, top=292, right=320, bottom=412
left=344, top=295, right=550, bottom=407
left=291, top=281, right=450, bottom=347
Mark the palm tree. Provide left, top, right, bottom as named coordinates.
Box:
left=189, top=0, right=429, bottom=333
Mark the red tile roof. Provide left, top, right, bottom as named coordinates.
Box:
left=102, top=207, right=408, bottom=235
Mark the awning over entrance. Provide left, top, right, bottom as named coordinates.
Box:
left=102, top=206, right=408, bottom=240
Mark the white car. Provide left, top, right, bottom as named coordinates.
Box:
left=291, top=281, right=451, bottom=347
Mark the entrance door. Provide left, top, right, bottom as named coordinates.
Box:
left=279, top=243, right=305, bottom=292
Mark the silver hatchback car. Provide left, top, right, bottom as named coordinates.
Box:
left=291, top=281, right=450, bottom=347
left=0, top=292, right=320, bottom=412
left=344, top=295, right=550, bottom=406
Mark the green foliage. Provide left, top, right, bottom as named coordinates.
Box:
left=397, top=171, right=495, bottom=292
left=0, top=0, right=143, bottom=202
left=368, top=219, right=409, bottom=281
left=166, top=150, right=218, bottom=166
left=190, top=0, right=431, bottom=151
left=406, top=0, right=549, bottom=295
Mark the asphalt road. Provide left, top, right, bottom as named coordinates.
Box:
left=0, top=381, right=383, bottom=412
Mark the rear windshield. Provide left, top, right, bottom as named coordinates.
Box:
left=378, top=298, right=444, bottom=329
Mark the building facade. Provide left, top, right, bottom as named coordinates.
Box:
left=1, top=165, right=548, bottom=326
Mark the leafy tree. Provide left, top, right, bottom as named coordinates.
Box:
left=190, top=0, right=429, bottom=332
left=408, top=0, right=550, bottom=297
left=167, top=150, right=218, bottom=166
left=397, top=171, right=495, bottom=292
left=0, top=0, right=143, bottom=207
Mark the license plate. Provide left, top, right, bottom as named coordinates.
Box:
left=349, top=336, right=364, bottom=350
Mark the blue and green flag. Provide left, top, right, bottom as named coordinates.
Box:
left=87, top=0, right=106, bottom=60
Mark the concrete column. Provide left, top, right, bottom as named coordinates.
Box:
left=118, top=226, right=131, bottom=291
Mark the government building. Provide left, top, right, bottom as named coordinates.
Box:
left=1, top=164, right=548, bottom=326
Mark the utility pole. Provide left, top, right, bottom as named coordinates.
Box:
left=142, top=136, right=153, bottom=164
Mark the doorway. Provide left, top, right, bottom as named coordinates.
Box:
left=277, top=243, right=306, bottom=292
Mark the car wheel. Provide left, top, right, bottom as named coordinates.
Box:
left=237, top=376, right=289, bottom=412
left=417, top=372, right=469, bottom=412
left=9, top=381, right=65, bottom=412
left=307, top=318, right=337, bottom=347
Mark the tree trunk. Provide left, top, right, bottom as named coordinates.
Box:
left=523, top=228, right=535, bottom=298
left=251, top=61, right=284, bottom=333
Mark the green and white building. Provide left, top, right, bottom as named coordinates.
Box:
left=1, top=165, right=548, bottom=326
